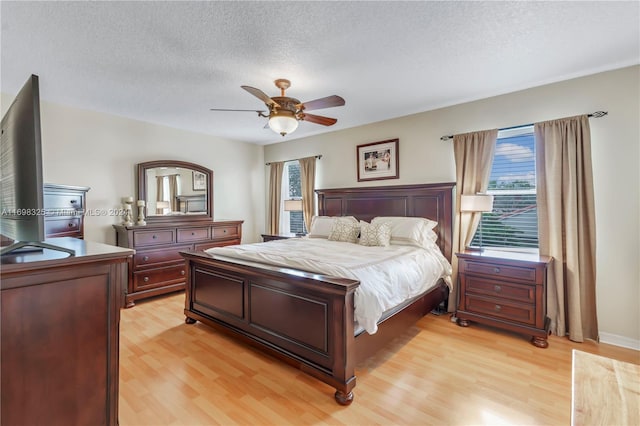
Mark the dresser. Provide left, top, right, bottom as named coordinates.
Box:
left=1, top=237, right=133, bottom=426
left=455, top=250, right=552, bottom=348
left=44, top=183, right=90, bottom=239
left=114, top=220, right=243, bottom=307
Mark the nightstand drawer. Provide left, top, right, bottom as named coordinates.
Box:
left=462, top=259, right=537, bottom=283
left=465, top=276, right=535, bottom=303
left=465, top=295, right=536, bottom=326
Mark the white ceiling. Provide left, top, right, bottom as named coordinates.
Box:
left=1, top=1, right=638, bottom=145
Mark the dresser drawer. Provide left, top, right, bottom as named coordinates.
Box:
left=44, top=217, right=82, bottom=237
left=462, top=259, right=537, bottom=283
left=465, top=276, right=535, bottom=304
left=133, top=265, right=186, bottom=291
left=133, top=244, right=192, bottom=269
left=177, top=227, right=210, bottom=242
left=44, top=193, right=84, bottom=211
left=213, top=225, right=238, bottom=239
left=133, top=229, right=175, bottom=247
left=465, top=294, right=536, bottom=326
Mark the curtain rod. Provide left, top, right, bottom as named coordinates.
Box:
left=439, top=110, right=608, bottom=141
left=265, top=154, right=322, bottom=166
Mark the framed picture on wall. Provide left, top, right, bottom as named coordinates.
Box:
left=357, top=138, right=399, bottom=182
left=192, top=171, right=206, bottom=191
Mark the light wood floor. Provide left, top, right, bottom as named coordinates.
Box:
left=119, top=293, right=639, bottom=425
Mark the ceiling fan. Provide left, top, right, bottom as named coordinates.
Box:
left=210, top=79, right=345, bottom=137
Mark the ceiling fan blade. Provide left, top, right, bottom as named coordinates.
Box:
left=241, top=85, right=280, bottom=108
left=299, top=95, right=345, bottom=112
left=210, top=108, right=267, bottom=113
left=301, top=113, right=337, bottom=126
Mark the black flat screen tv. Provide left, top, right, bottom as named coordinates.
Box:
left=0, top=74, right=74, bottom=256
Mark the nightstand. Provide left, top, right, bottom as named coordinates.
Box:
left=455, top=250, right=553, bottom=348
left=261, top=233, right=298, bottom=242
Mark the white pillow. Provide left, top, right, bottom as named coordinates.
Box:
left=358, top=221, right=391, bottom=247
left=370, top=216, right=438, bottom=248
left=327, top=217, right=360, bottom=243
left=308, top=216, right=357, bottom=239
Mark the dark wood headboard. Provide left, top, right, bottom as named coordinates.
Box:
left=316, top=183, right=455, bottom=262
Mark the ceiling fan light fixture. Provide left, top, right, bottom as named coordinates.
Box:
left=269, top=110, right=298, bottom=137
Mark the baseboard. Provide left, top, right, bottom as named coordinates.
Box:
left=599, top=332, right=640, bottom=351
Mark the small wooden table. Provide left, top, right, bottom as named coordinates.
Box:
left=571, top=350, right=640, bottom=425
left=261, top=233, right=298, bottom=242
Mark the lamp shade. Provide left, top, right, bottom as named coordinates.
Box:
left=269, top=110, right=299, bottom=136
left=460, top=194, right=494, bottom=212
left=284, top=199, right=303, bottom=212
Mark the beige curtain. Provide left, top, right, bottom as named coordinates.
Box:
left=535, top=115, right=598, bottom=342
left=156, top=176, right=165, bottom=214
left=298, top=156, right=317, bottom=233
left=268, top=162, right=285, bottom=234
left=450, top=129, right=498, bottom=311
left=168, top=175, right=179, bottom=212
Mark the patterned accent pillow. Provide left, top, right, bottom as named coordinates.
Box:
left=358, top=221, right=392, bottom=247
left=327, top=218, right=360, bottom=243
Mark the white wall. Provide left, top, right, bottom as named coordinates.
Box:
left=0, top=96, right=266, bottom=245
left=264, top=66, right=640, bottom=348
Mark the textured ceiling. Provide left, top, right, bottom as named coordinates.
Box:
left=1, top=1, right=638, bottom=145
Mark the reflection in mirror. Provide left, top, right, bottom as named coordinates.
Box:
left=137, top=160, right=213, bottom=223
left=145, top=167, right=207, bottom=216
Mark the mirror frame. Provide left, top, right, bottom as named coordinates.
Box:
left=137, top=160, right=214, bottom=224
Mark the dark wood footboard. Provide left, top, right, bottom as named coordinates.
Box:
left=182, top=182, right=455, bottom=404
left=182, top=250, right=361, bottom=404
left=181, top=250, right=449, bottom=404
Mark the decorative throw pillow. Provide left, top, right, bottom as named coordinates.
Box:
left=327, top=218, right=360, bottom=243
left=358, top=221, right=392, bottom=247
left=308, top=215, right=358, bottom=238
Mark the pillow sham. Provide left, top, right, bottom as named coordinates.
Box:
left=308, top=216, right=358, bottom=239
left=327, top=217, right=360, bottom=243
left=358, top=221, right=392, bottom=247
left=371, top=216, right=438, bottom=248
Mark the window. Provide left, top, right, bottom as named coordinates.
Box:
left=471, top=125, right=538, bottom=249
left=281, top=161, right=305, bottom=234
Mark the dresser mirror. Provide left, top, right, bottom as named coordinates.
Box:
left=137, top=160, right=213, bottom=223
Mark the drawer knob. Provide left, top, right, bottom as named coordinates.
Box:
left=180, top=270, right=185, bottom=275
left=152, top=235, right=157, bottom=239
left=495, top=304, right=502, bottom=312
left=494, top=267, right=501, bottom=274
left=494, top=285, right=502, bottom=293
left=143, top=277, right=149, bottom=282
left=70, top=199, right=77, bottom=204
left=191, top=232, right=195, bottom=236
left=68, top=223, right=74, bottom=227
left=143, top=256, right=149, bottom=261
left=223, top=229, right=227, bottom=233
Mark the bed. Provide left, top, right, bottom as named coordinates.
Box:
left=180, top=182, right=455, bottom=405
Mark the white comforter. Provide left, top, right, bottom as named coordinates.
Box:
left=205, top=238, right=452, bottom=334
